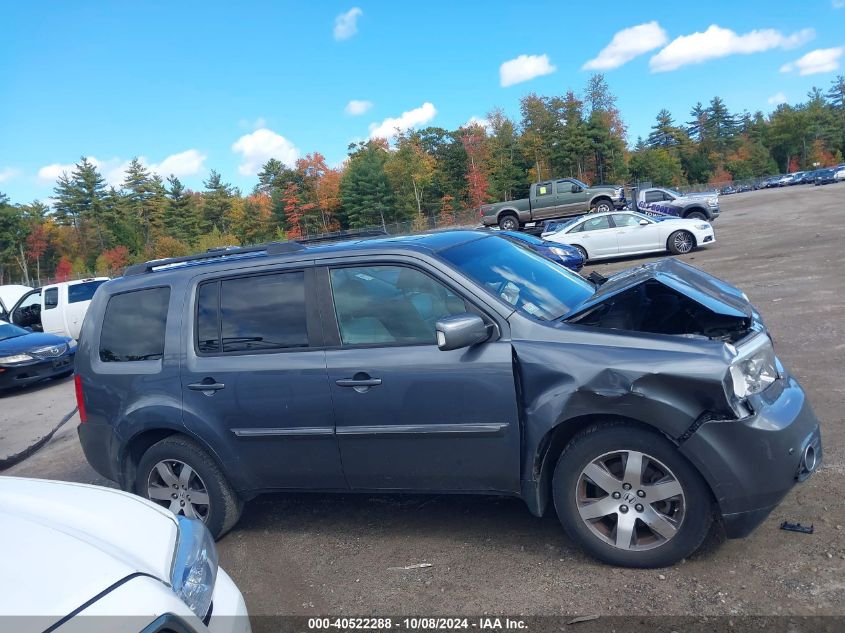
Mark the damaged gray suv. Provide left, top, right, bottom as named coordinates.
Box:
left=75, top=230, right=822, bottom=568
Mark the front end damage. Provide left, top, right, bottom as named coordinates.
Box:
left=512, top=259, right=822, bottom=536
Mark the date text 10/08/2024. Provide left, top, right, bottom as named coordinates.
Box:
left=307, top=618, right=529, bottom=630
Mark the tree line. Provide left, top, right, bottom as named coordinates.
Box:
left=1, top=73, right=843, bottom=284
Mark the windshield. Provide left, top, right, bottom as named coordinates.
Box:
left=439, top=236, right=595, bottom=321
left=570, top=178, right=589, bottom=189
left=0, top=322, right=29, bottom=342
left=664, top=189, right=682, bottom=198
left=544, top=217, right=579, bottom=234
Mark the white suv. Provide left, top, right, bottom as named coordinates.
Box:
left=0, top=477, right=250, bottom=633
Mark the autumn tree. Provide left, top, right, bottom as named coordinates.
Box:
left=461, top=124, right=491, bottom=210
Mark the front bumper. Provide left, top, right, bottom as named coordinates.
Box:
left=0, top=352, right=75, bottom=389
left=679, top=373, right=822, bottom=538
left=207, top=568, right=251, bottom=633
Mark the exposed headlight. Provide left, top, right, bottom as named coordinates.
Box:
left=550, top=246, right=576, bottom=258
left=67, top=339, right=78, bottom=350
left=171, top=516, right=218, bottom=620
left=728, top=337, right=778, bottom=399
left=695, top=223, right=710, bottom=230
left=0, top=353, right=33, bottom=364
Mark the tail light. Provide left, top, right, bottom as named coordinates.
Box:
left=74, top=374, right=88, bottom=423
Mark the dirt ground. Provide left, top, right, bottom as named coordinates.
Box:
left=5, top=183, right=845, bottom=618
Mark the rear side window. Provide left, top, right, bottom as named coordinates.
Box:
left=196, top=271, right=308, bottom=354
left=99, top=287, right=170, bottom=362
left=44, top=288, right=58, bottom=309
left=68, top=280, right=107, bottom=303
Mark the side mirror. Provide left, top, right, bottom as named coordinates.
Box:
left=570, top=185, right=582, bottom=193
left=639, top=219, right=649, bottom=226
left=435, top=313, right=491, bottom=351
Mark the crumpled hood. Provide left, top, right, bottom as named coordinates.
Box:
left=0, top=477, right=178, bottom=620
left=567, top=258, right=753, bottom=320
left=0, top=331, right=72, bottom=355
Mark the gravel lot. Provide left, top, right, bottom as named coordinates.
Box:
left=4, top=183, right=844, bottom=618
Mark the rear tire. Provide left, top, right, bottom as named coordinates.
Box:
left=552, top=423, right=713, bottom=568
left=667, top=230, right=695, bottom=255
left=498, top=214, right=519, bottom=231
left=136, top=435, right=243, bottom=539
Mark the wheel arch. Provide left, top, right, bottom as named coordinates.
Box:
left=120, top=424, right=253, bottom=495
left=590, top=195, right=613, bottom=209
left=682, top=206, right=707, bottom=219
left=522, top=412, right=719, bottom=519
left=496, top=208, right=520, bottom=223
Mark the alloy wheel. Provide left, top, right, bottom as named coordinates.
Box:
left=673, top=232, right=694, bottom=253
left=575, top=450, right=685, bottom=551
left=147, top=459, right=211, bottom=521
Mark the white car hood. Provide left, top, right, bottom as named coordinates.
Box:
left=0, top=477, right=178, bottom=620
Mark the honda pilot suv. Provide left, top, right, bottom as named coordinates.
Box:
left=75, top=231, right=822, bottom=568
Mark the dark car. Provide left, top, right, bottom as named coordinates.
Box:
left=499, top=230, right=584, bottom=272
left=814, top=169, right=836, bottom=185
left=0, top=321, right=75, bottom=390
left=719, top=186, right=737, bottom=195
left=75, top=231, right=822, bottom=568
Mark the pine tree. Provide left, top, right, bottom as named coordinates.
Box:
left=202, top=170, right=234, bottom=233
left=164, top=176, right=196, bottom=243
left=339, top=141, right=394, bottom=229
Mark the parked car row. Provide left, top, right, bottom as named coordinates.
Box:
left=71, top=230, right=821, bottom=571
left=759, top=166, right=845, bottom=188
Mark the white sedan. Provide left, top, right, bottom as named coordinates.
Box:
left=0, top=476, right=250, bottom=633
left=542, top=211, right=715, bottom=262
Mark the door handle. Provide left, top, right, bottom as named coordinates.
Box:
left=336, top=378, right=382, bottom=388
left=188, top=380, right=225, bottom=391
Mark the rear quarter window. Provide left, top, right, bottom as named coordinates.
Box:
left=99, top=287, right=170, bottom=362
left=69, top=280, right=108, bottom=303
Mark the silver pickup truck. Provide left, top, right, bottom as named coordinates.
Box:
left=480, top=178, right=626, bottom=230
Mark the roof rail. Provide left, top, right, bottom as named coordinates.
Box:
left=297, top=228, right=388, bottom=244
left=123, top=241, right=305, bottom=276
left=122, top=228, right=389, bottom=277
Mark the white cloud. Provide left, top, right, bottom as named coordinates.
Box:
left=0, top=167, right=20, bottom=183
left=650, top=25, right=815, bottom=72
left=463, top=116, right=491, bottom=131
left=345, top=99, right=373, bottom=116
left=36, top=150, right=207, bottom=188
left=149, top=149, right=207, bottom=178
left=369, top=102, right=437, bottom=139
left=834, top=0, right=845, bottom=8
left=232, top=128, right=299, bottom=176
left=499, top=54, right=556, bottom=87
left=781, top=46, right=844, bottom=75
left=767, top=92, right=788, bottom=105
left=334, top=7, right=362, bottom=40
left=582, top=21, right=668, bottom=70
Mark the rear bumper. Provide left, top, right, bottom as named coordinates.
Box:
left=680, top=373, right=822, bottom=538
left=78, top=421, right=121, bottom=482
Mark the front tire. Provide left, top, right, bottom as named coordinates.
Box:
left=592, top=199, right=613, bottom=214
left=136, top=435, right=243, bottom=539
left=667, top=230, right=695, bottom=254
left=552, top=423, right=713, bottom=568
left=498, top=214, right=519, bottom=231
left=574, top=245, right=588, bottom=263
left=685, top=210, right=707, bottom=221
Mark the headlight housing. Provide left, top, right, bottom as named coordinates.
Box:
left=550, top=246, right=576, bottom=258
left=0, top=353, right=33, bottom=365
left=171, top=516, right=218, bottom=620
left=707, top=197, right=718, bottom=207
left=727, top=336, right=778, bottom=399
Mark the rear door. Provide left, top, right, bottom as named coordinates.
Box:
left=181, top=266, right=345, bottom=490
left=570, top=215, right=618, bottom=258
left=530, top=182, right=558, bottom=219
left=320, top=262, right=521, bottom=493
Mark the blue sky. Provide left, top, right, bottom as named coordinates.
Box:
left=1, top=1, right=843, bottom=203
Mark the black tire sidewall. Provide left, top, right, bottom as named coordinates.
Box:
left=667, top=230, right=694, bottom=255
left=575, top=245, right=588, bottom=262
left=595, top=201, right=612, bottom=213
left=135, top=437, right=238, bottom=538
left=552, top=425, right=712, bottom=568
left=498, top=215, right=518, bottom=231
